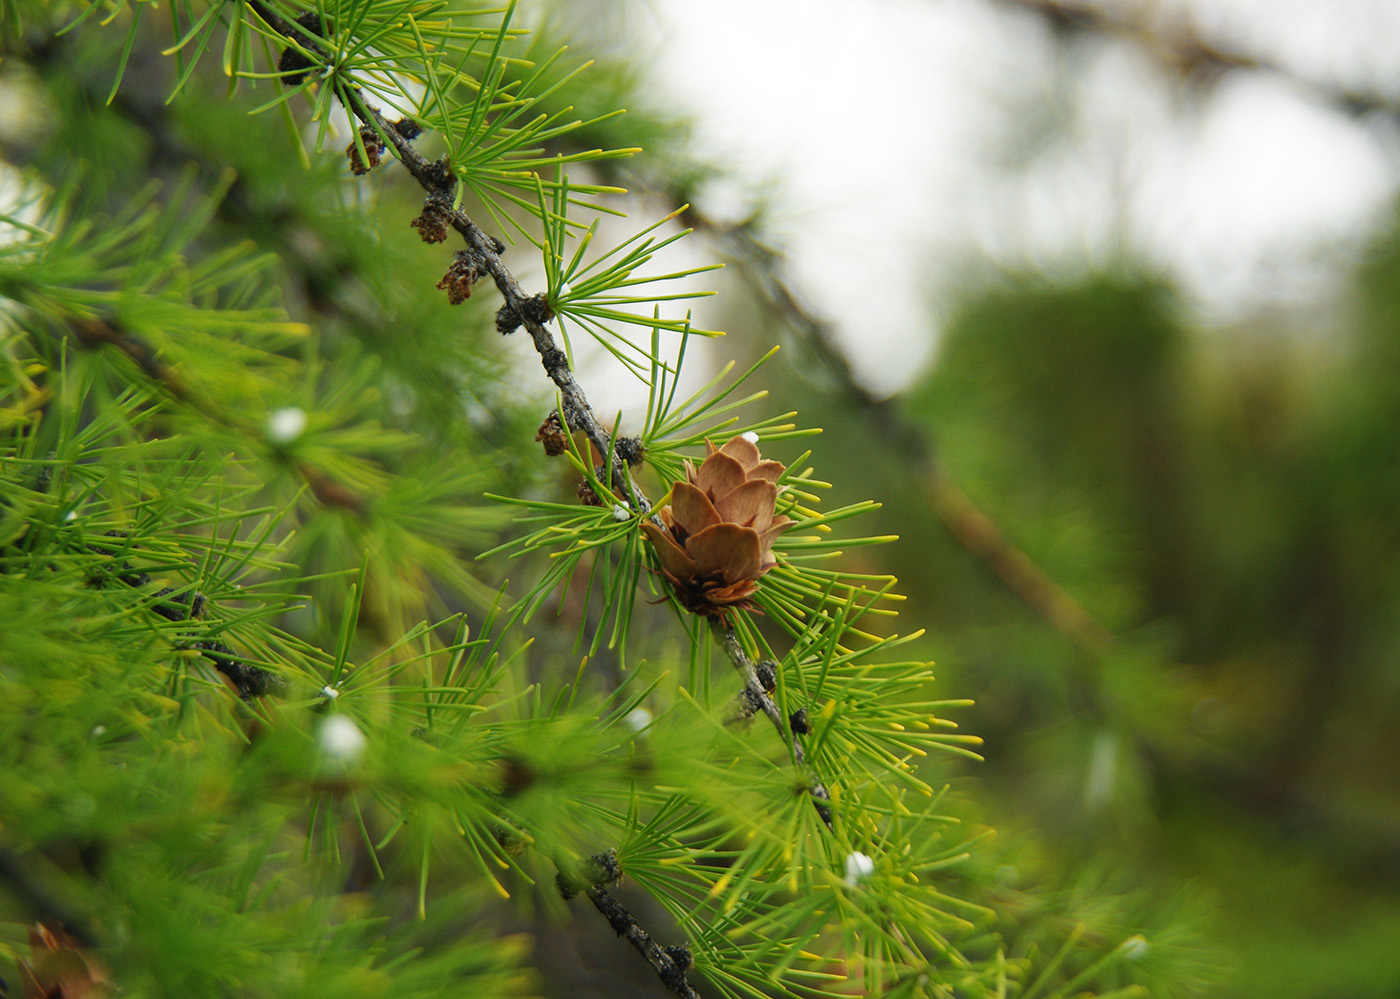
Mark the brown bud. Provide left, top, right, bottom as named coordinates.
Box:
left=346, top=126, right=385, bottom=175
left=519, top=292, right=555, bottom=325
left=577, top=479, right=603, bottom=506
left=555, top=849, right=621, bottom=900
left=641, top=435, right=792, bottom=621
left=495, top=303, right=521, bottom=335
left=436, top=249, right=482, bottom=304
left=588, top=848, right=623, bottom=885
left=729, top=684, right=765, bottom=726
left=535, top=412, right=568, bottom=456
left=410, top=195, right=452, bottom=244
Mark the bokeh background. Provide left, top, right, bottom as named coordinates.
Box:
left=553, top=1, right=1400, bottom=995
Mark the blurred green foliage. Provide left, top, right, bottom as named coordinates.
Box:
left=762, top=235, right=1400, bottom=996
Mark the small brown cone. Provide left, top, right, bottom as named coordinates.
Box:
left=643, top=435, right=792, bottom=620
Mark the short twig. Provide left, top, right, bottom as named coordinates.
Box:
left=89, top=536, right=286, bottom=700
left=555, top=851, right=701, bottom=999
left=716, top=624, right=833, bottom=826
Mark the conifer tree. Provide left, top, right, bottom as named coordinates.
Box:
left=0, top=2, right=1208, bottom=996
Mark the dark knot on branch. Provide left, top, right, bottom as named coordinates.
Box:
left=555, top=848, right=622, bottom=900
left=276, top=10, right=330, bottom=86
left=614, top=435, right=646, bottom=467
left=495, top=293, right=554, bottom=335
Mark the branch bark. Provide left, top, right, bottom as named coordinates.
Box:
left=336, top=89, right=651, bottom=517
left=583, top=885, right=703, bottom=999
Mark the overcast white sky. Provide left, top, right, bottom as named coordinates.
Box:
left=562, top=0, right=1400, bottom=396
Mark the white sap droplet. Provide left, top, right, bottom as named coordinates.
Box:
left=265, top=407, right=308, bottom=445
left=1120, top=936, right=1149, bottom=961
left=844, top=851, right=875, bottom=887
left=320, top=685, right=340, bottom=700
left=318, top=714, right=366, bottom=763
left=741, top=431, right=760, bottom=444
left=612, top=504, right=631, bottom=521
left=624, top=707, right=653, bottom=732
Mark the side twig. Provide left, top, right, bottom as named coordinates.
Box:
left=67, top=316, right=368, bottom=516
left=716, top=624, right=833, bottom=826
left=89, top=533, right=286, bottom=700
left=70, top=317, right=191, bottom=402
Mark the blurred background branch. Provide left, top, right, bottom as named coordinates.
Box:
left=998, top=0, right=1400, bottom=117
